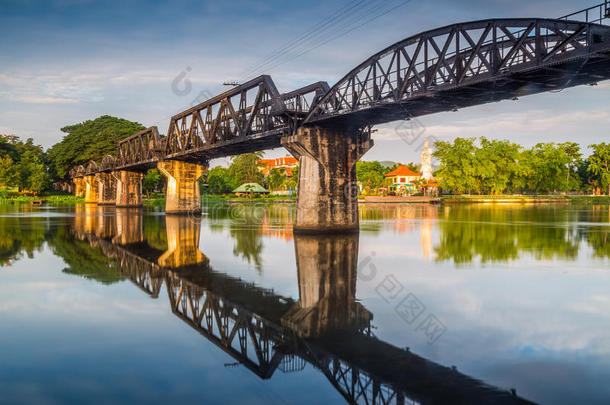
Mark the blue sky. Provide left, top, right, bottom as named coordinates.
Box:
left=1, top=0, right=608, bottom=165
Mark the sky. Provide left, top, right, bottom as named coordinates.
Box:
left=1, top=0, right=609, bottom=166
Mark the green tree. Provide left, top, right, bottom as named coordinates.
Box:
left=576, top=159, right=596, bottom=192
left=405, top=162, right=420, bottom=173
left=433, top=138, right=478, bottom=194
left=228, top=152, right=264, bottom=184
left=356, top=161, right=386, bottom=191
left=521, top=143, right=570, bottom=193
left=560, top=142, right=582, bottom=191
left=17, top=150, right=48, bottom=192
left=206, top=166, right=239, bottom=194
left=0, top=156, right=17, bottom=188
left=473, top=137, right=521, bottom=194
left=46, top=115, right=145, bottom=180
left=286, top=166, right=299, bottom=191
left=143, top=169, right=164, bottom=197
left=588, top=142, right=610, bottom=195
left=267, top=167, right=287, bottom=191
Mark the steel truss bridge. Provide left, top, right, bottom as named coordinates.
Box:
left=68, top=2, right=610, bottom=178
left=69, top=220, right=534, bottom=405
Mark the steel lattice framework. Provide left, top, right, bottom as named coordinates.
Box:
left=304, top=18, right=610, bottom=127
left=115, top=126, right=162, bottom=171
left=162, top=77, right=328, bottom=162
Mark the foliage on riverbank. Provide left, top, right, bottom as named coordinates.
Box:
left=0, top=193, right=84, bottom=204
left=434, top=138, right=610, bottom=195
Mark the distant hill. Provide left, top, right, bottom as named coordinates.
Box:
left=379, top=160, right=399, bottom=168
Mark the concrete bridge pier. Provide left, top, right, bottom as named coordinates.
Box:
left=83, top=175, right=99, bottom=204
left=74, top=178, right=86, bottom=198
left=282, top=126, right=373, bottom=233
left=157, top=160, right=207, bottom=215
left=113, top=171, right=144, bottom=207
left=95, top=172, right=116, bottom=205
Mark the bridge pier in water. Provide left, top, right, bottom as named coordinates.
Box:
left=73, top=177, right=86, bottom=198
left=157, top=160, right=207, bottom=215
left=282, top=126, right=373, bottom=234
left=113, top=171, right=144, bottom=207
left=83, top=175, right=99, bottom=204
left=95, top=172, right=116, bottom=205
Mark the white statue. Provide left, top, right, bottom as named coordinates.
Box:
left=421, top=139, right=433, bottom=181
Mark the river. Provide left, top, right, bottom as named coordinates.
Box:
left=0, top=202, right=608, bottom=404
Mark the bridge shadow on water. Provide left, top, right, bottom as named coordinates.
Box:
left=59, top=205, right=536, bottom=404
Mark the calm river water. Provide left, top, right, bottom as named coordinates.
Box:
left=0, top=203, right=609, bottom=404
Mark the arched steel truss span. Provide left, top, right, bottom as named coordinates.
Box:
left=304, top=18, right=610, bottom=128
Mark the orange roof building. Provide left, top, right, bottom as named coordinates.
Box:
left=258, top=156, right=298, bottom=176
left=384, top=165, right=422, bottom=194
left=384, top=165, right=422, bottom=178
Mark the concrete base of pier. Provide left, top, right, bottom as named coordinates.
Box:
left=83, top=175, right=99, bottom=204
left=95, top=172, right=116, bottom=205
left=282, top=126, right=373, bottom=233
left=113, top=171, right=144, bottom=207
left=158, top=160, right=207, bottom=215
left=74, top=177, right=86, bottom=198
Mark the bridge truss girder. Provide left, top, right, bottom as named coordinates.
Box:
left=304, top=18, right=610, bottom=128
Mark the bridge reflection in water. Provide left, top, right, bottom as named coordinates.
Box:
left=69, top=208, right=533, bottom=405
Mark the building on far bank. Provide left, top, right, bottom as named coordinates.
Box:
left=384, top=165, right=422, bottom=195
left=258, top=156, right=298, bottom=177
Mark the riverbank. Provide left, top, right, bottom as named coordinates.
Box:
left=0, top=194, right=84, bottom=205
left=359, top=196, right=441, bottom=204
left=441, top=195, right=610, bottom=204
left=1, top=193, right=608, bottom=206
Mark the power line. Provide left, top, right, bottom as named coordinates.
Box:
left=240, top=0, right=387, bottom=79
left=241, top=0, right=413, bottom=80
left=238, top=0, right=413, bottom=81
left=239, top=0, right=369, bottom=78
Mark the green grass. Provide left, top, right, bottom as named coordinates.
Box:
left=0, top=193, right=84, bottom=205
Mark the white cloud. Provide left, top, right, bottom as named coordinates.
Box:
left=14, top=95, right=77, bottom=104
left=375, top=109, right=610, bottom=142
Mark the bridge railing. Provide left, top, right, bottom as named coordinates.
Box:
left=560, top=1, right=610, bottom=25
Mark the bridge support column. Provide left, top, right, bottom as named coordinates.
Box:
left=95, top=172, right=116, bottom=205
left=157, top=160, right=207, bottom=215
left=74, top=178, right=86, bottom=197
left=83, top=175, right=99, bottom=204
left=113, top=171, right=144, bottom=207
left=281, top=126, right=373, bottom=233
